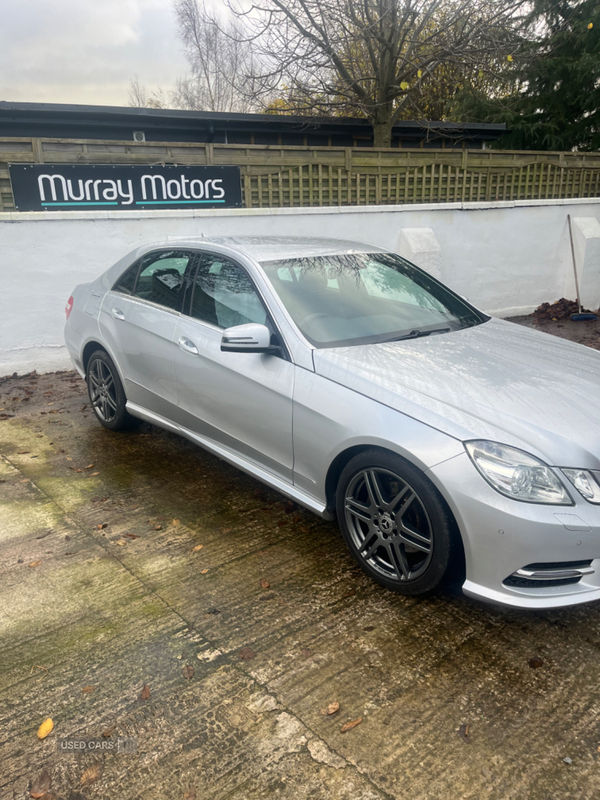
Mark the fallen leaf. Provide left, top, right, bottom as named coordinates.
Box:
left=239, top=647, right=256, bottom=661
left=29, top=561, right=41, bottom=568
left=155, top=525, right=162, bottom=531
left=114, top=539, right=127, bottom=546
left=17, top=450, right=30, bottom=454
left=192, top=544, right=204, bottom=552
left=83, top=464, right=94, bottom=470
left=97, top=523, right=107, bottom=530
left=340, top=718, right=362, bottom=733
left=80, top=762, right=103, bottom=787
left=182, top=665, right=195, bottom=679
left=140, top=684, right=151, bottom=700
left=184, top=790, right=197, bottom=800
left=124, top=533, right=140, bottom=539
left=260, top=577, right=270, bottom=589
left=102, top=725, right=117, bottom=738
left=37, top=718, right=54, bottom=739
left=529, top=658, right=544, bottom=669
left=30, top=768, right=52, bottom=798
left=220, top=527, right=232, bottom=533
left=321, top=702, right=340, bottom=716
left=200, top=568, right=209, bottom=574
left=172, top=518, right=181, bottom=526
left=458, top=723, right=470, bottom=743
left=81, top=686, right=96, bottom=694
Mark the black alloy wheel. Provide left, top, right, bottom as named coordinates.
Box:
left=336, top=450, right=458, bottom=596
left=86, top=350, right=135, bottom=431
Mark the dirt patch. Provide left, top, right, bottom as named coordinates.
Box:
left=510, top=309, right=600, bottom=351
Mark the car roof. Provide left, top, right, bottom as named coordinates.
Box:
left=138, top=235, right=388, bottom=263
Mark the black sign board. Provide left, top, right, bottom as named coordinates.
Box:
left=9, top=164, right=242, bottom=211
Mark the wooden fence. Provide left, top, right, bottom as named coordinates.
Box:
left=2, top=136, right=600, bottom=211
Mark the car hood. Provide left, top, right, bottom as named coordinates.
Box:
left=313, top=318, right=600, bottom=469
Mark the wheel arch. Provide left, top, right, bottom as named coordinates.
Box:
left=325, top=443, right=466, bottom=585
left=81, top=339, right=126, bottom=387
left=82, top=340, right=106, bottom=373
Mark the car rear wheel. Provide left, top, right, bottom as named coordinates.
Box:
left=336, top=450, right=457, bottom=596
left=86, top=350, right=135, bottom=431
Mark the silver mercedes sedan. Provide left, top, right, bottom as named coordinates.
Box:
left=64, top=236, right=600, bottom=609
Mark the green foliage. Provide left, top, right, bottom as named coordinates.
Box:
left=458, top=0, right=600, bottom=150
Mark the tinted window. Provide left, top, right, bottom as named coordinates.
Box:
left=133, top=251, right=192, bottom=311
left=190, top=256, right=267, bottom=329
left=114, top=261, right=140, bottom=295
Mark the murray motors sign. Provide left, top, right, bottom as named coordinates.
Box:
left=8, top=164, right=242, bottom=211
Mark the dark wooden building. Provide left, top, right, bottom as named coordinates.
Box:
left=0, top=101, right=505, bottom=150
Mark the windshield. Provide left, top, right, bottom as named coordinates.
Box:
left=260, top=252, right=487, bottom=348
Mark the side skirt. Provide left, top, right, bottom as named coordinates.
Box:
left=126, top=402, right=334, bottom=521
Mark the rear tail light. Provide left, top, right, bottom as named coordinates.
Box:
left=65, top=296, right=74, bottom=319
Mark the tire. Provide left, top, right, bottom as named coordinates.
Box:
left=336, top=449, right=458, bottom=596
left=86, top=349, right=136, bottom=432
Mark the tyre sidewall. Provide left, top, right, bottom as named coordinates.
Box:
left=86, top=350, right=131, bottom=431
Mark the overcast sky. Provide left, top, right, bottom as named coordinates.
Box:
left=0, top=0, right=189, bottom=107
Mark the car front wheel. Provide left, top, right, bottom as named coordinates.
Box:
left=86, top=349, right=135, bottom=431
left=336, top=450, right=458, bottom=596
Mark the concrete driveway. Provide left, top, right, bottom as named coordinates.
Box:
left=2, top=321, right=600, bottom=799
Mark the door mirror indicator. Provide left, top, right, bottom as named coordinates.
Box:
left=221, top=323, right=278, bottom=353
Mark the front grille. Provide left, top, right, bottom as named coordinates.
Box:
left=503, top=559, right=594, bottom=589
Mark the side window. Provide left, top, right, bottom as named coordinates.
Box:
left=190, top=256, right=267, bottom=329
left=133, top=251, right=192, bottom=311
left=113, top=261, right=140, bottom=295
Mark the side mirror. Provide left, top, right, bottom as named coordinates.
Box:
left=220, top=323, right=277, bottom=353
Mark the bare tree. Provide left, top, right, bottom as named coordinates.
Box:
left=172, top=0, right=262, bottom=112
left=226, top=0, right=526, bottom=146
left=128, top=76, right=166, bottom=109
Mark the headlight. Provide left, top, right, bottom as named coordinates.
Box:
left=562, top=469, right=600, bottom=504
left=465, top=440, right=572, bottom=505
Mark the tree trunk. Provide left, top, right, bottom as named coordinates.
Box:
left=372, top=119, right=393, bottom=148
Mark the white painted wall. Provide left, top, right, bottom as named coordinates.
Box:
left=1, top=197, right=600, bottom=375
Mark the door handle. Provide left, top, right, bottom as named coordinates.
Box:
left=111, top=308, right=125, bottom=320
left=178, top=336, right=199, bottom=355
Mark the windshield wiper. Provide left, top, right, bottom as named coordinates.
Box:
left=384, top=327, right=451, bottom=343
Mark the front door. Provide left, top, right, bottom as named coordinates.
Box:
left=172, top=252, right=295, bottom=482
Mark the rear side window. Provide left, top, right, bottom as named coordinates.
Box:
left=114, top=250, right=195, bottom=312
left=113, top=261, right=140, bottom=295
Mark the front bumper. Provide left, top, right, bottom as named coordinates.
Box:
left=427, top=452, right=600, bottom=609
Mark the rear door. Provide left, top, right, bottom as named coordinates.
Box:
left=99, top=249, right=197, bottom=417
left=172, top=252, right=295, bottom=481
